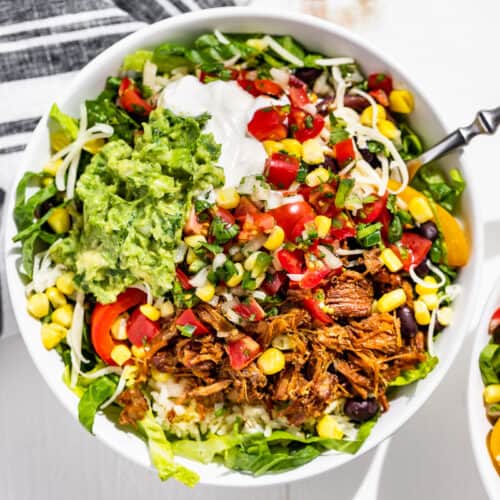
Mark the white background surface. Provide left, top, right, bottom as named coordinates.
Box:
left=1, top=0, right=500, bottom=498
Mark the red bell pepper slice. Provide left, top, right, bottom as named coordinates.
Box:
left=303, top=298, right=333, bottom=325
left=127, top=308, right=160, bottom=347
left=268, top=201, right=315, bottom=240
left=227, top=335, right=261, bottom=370
left=176, top=267, right=193, bottom=290
left=247, top=107, right=287, bottom=141
left=277, top=248, right=304, bottom=274
left=393, top=232, right=432, bottom=271
left=288, top=107, right=324, bottom=143
left=369, top=89, right=389, bottom=107
left=233, top=297, right=266, bottom=321
left=367, top=73, right=393, bottom=95
left=265, top=152, right=299, bottom=189
left=176, top=309, right=210, bottom=335
left=334, top=138, right=355, bottom=166
left=261, top=271, right=287, bottom=295
left=90, top=288, right=147, bottom=365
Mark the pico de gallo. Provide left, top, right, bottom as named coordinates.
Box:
left=14, top=30, right=469, bottom=486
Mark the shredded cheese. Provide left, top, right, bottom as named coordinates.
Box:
left=130, top=283, right=153, bottom=305
left=332, top=65, right=346, bottom=109
left=101, top=365, right=133, bottom=409
left=79, top=366, right=123, bottom=380
left=67, top=291, right=87, bottom=388
left=315, top=57, right=355, bottom=66
left=261, top=35, right=304, bottom=67
left=214, top=29, right=230, bottom=45
left=26, top=251, right=64, bottom=295
left=409, top=260, right=446, bottom=290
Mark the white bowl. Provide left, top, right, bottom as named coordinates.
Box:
left=468, top=277, right=500, bottom=499
left=4, top=7, right=483, bottom=487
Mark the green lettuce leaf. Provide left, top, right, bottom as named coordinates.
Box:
left=479, top=343, right=500, bottom=385
left=122, top=49, right=153, bottom=72
left=152, top=43, right=193, bottom=73
left=388, top=355, right=438, bottom=387
left=78, top=376, right=118, bottom=433
left=49, top=103, right=79, bottom=151
left=137, top=410, right=199, bottom=487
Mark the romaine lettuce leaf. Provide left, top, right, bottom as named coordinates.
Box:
left=49, top=103, right=79, bottom=151
left=122, top=49, right=153, bottom=72
left=78, top=376, right=118, bottom=433
left=388, top=355, right=438, bottom=387
left=479, top=343, right=500, bottom=385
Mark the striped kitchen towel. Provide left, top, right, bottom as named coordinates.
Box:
left=0, top=0, right=236, bottom=338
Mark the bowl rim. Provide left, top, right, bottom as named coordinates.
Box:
left=468, top=274, right=500, bottom=500
left=4, top=6, right=484, bottom=487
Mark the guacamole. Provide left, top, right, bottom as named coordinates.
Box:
left=51, top=109, right=224, bottom=303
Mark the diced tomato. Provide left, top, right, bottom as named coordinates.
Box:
left=254, top=79, right=283, bottom=97
left=234, top=197, right=259, bottom=219
left=288, top=107, right=324, bottom=143
left=254, top=212, right=276, bottom=232
left=237, top=79, right=260, bottom=97
left=393, top=232, right=432, bottom=271
left=247, top=107, right=287, bottom=141
left=329, top=213, right=356, bottom=240
left=358, top=193, right=388, bottom=223
left=369, top=89, right=389, bottom=107
left=90, top=288, right=147, bottom=365
left=300, top=268, right=330, bottom=289
left=489, top=307, right=500, bottom=336
left=127, top=307, right=160, bottom=347
left=265, top=152, right=299, bottom=189
left=214, top=206, right=235, bottom=225
left=176, top=267, right=193, bottom=290
left=261, top=271, right=287, bottom=295
left=297, top=185, right=312, bottom=202
left=176, top=309, right=210, bottom=335
left=277, top=248, right=304, bottom=274
left=227, top=335, right=262, bottom=370
left=184, top=207, right=205, bottom=235
left=289, top=214, right=315, bottom=242
left=288, top=85, right=310, bottom=108
left=379, top=207, right=391, bottom=241
left=118, top=78, right=152, bottom=117
left=333, top=138, right=355, bottom=166
left=268, top=201, right=315, bottom=240
left=303, top=298, right=333, bottom=325
left=367, top=73, right=393, bottom=95
left=233, top=297, right=266, bottom=321
left=289, top=74, right=307, bottom=89
left=118, top=77, right=132, bottom=95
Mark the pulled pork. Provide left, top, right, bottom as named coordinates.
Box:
left=326, top=270, right=373, bottom=318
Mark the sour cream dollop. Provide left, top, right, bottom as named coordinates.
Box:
left=159, top=75, right=288, bottom=186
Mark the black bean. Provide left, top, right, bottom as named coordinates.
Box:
left=316, top=96, right=334, bottom=116
left=323, top=155, right=338, bottom=172
left=293, top=67, right=322, bottom=87
left=413, top=259, right=429, bottom=278
left=344, top=398, right=379, bottom=422
left=359, top=148, right=381, bottom=168
left=397, top=305, right=418, bottom=338
left=343, top=94, right=370, bottom=112
left=418, top=221, right=439, bottom=241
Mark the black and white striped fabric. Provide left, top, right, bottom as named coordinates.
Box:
left=0, top=0, right=235, bottom=339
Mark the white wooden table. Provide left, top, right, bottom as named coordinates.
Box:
left=2, top=1, right=499, bottom=498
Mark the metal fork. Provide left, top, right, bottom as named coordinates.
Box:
left=408, top=106, right=500, bottom=179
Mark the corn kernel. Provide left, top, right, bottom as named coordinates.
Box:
left=131, top=345, right=146, bottom=359
left=377, top=288, right=407, bottom=313
left=244, top=253, right=259, bottom=272
left=302, top=139, right=325, bottom=165
left=264, top=225, right=285, bottom=251
left=47, top=207, right=71, bottom=234
left=83, top=138, right=105, bottom=154
left=216, top=187, right=240, bottom=210
left=280, top=139, right=302, bottom=158
left=360, top=104, right=386, bottom=126
left=41, top=323, right=67, bottom=350
left=389, top=89, right=414, bottom=114
left=195, top=282, right=215, bottom=302
left=421, top=293, right=439, bottom=311
left=27, top=293, right=50, bottom=319
left=414, top=299, right=431, bottom=325
left=257, top=347, right=286, bottom=375
left=246, top=38, right=267, bottom=51
left=159, top=300, right=174, bottom=318
left=378, top=119, right=400, bottom=140
left=151, top=366, right=171, bottom=382
left=51, top=303, right=74, bottom=329
left=408, top=197, right=434, bottom=224
left=110, top=344, right=132, bottom=366
left=262, top=140, right=282, bottom=156
left=317, top=415, right=344, bottom=440
left=305, top=167, right=330, bottom=187
left=184, top=234, right=207, bottom=247
left=45, top=287, right=67, bottom=308
left=380, top=248, right=403, bottom=272
left=110, top=315, right=128, bottom=340
left=437, top=306, right=452, bottom=326
left=43, top=158, right=63, bottom=176
left=139, top=304, right=161, bottom=322
left=415, top=276, right=438, bottom=296
left=484, top=385, right=500, bottom=405
left=186, top=248, right=197, bottom=266
left=226, top=263, right=244, bottom=287
left=42, top=177, right=54, bottom=187
left=314, top=215, right=332, bottom=239
left=56, top=272, right=75, bottom=296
